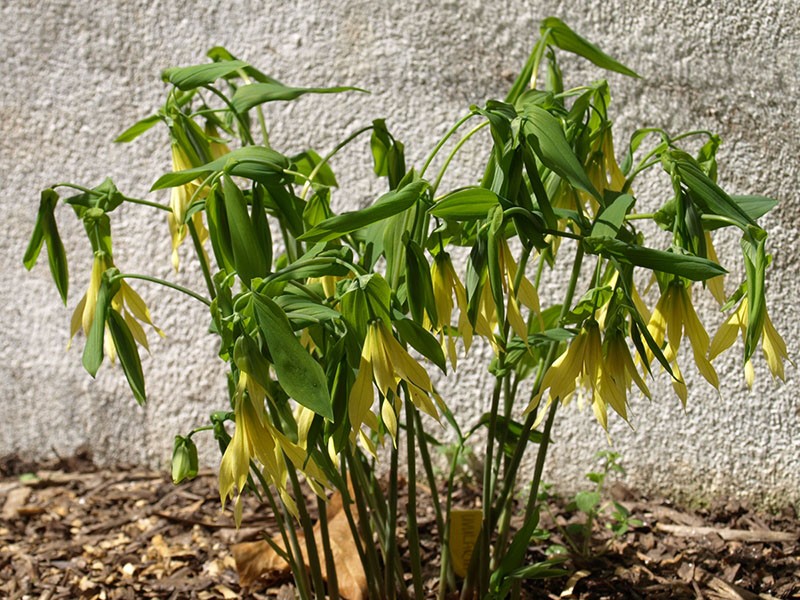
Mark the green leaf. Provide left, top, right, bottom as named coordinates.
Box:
left=252, top=294, right=333, bottom=420
left=486, top=205, right=506, bottom=327
left=263, top=183, right=305, bottom=237
left=731, top=195, right=778, bottom=221
left=491, top=508, right=541, bottom=593
left=370, top=119, right=406, bottom=187
left=205, top=190, right=235, bottom=274
left=82, top=275, right=112, bottom=377
left=277, top=296, right=343, bottom=329
left=585, top=237, right=726, bottom=281
left=591, top=193, right=634, bottom=238
left=666, top=151, right=757, bottom=228
left=404, top=240, right=438, bottom=325
left=541, top=17, right=640, bottom=78
left=299, top=180, right=427, bottom=243
left=520, top=105, right=599, bottom=200
left=24, top=189, right=58, bottom=270
left=162, top=60, right=248, bottom=91
left=42, top=210, right=68, bottom=304
left=575, top=490, right=601, bottom=514
left=290, top=149, right=338, bottom=188
left=231, top=82, right=366, bottom=113
left=222, top=175, right=268, bottom=286
left=115, top=114, right=162, bottom=143
left=24, top=190, right=68, bottom=302
left=429, top=187, right=499, bottom=220
left=151, top=146, right=291, bottom=190
left=107, top=309, right=147, bottom=405
left=206, top=46, right=279, bottom=84
left=393, top=316, right=447, bottom=373
left=742, top=230, right=767, bottom=361
left=468, top=413, right=545, bottom=445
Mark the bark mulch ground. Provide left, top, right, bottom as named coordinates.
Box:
left=1, top=449, right=797, bottom=599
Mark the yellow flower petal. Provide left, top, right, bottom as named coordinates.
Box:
left=704, top=232, right=726, bottom=305
left=68, top=294, right=87, bottom=349
left=381, top=398, right=398, bottom=445
left=348, top=356, right=375, bottom=433
left=762, top=310, right=789, bottom=381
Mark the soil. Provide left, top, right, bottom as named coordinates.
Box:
left=1, top=449, right=797, bottom=599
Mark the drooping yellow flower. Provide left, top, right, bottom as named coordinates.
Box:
left=646, top=280, right=719, bottom=404
left=524, top=320, right=609, bottom=428
left=526, top=318, right=648, bottom=429
left=704, top=231, right=726, bottom=306
left=167, top=143, right=209, bottom=271
left=219, top=372, right=327, bottom=524
left=498, top=238, right=542, bottom=343
left=709, top=297, right=790, bottom=385
left=581, top=127, right=626, bottom=214
left=429, top=252, right=479, bottom=368
left=69, top=253, right=163, bottom=358
left=348, top=321, right=442, bottom=450
left=598, top=330, right=651, bottom=426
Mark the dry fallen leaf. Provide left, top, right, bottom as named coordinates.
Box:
left=1, top=486, right=32, bottom=519
left=232, top=489, right=367, bottom=600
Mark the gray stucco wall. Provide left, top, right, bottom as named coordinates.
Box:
left=3, top=1, right=798, bottom=506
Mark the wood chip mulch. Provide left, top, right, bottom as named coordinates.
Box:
left=1, top=449, right=798, bottom=599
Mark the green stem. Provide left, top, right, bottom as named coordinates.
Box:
left=300, top=125, right=374, bottom=201
left=478, top=375, right=504, bottom=595
left=342, top=451, right=384, bottom=599
left=385, top=436, right=399, bottom=600
left=316, top=494, right=340, bottom=600
left=112, top=273, right=211, bottom=306
left=203, top=84, right=255, bottom=145
left=420, top=113, right=475, bottom=179
left=404, top=393, right=425, bottom=598
left=281, top=499, right=313, bottom=600
left=54, top=183, right=172, bottom=213
left=443, top=442, right=465, bottom=600
left=186, top=218, right=216, bottom=300
left=286, top=468, right=327, bottom=599
left=431, top=121, right=490, bottom=196
left=492, top=243, right=585, bottom=532
left=260, top=479, right=309, bottom=599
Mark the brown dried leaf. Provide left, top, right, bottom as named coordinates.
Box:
left=1, top=486, right=32, bottom=518
left=232, top=489, right=366, bottom=600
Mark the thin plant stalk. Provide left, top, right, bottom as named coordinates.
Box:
left=187, top=218, right=216, bottom=300
left=286, top=468, right=328, bottom=599
left=280, top=497, right=313, bottom=600
left=342, top=452, right=384, bottom=599
left=385, top=437, right=400, bottom=600
left=403, top=393, right=425, bottom=597
left=316, top=494, right=340, bottom=600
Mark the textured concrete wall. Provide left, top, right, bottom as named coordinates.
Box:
left=3, top=1, right=798, bottom=505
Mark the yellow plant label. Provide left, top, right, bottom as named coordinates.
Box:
left=448, top=509, right=483, bottom=577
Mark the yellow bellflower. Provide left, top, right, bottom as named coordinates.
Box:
left=498, top=238, right=543, bottom=344
left=348, top=321, right=442, bottom=450
left=704, top=232, right=726, bottom=306
left=525, top=320, right=609, bottom=427
left=581, top=128, right=626, bottom=214
left=708, top=298, right=790, bottom=386
left=646, top=280, right=719, bottom=404
left=167, top=143, right=209, bottom=271
left=219, top=372, right=327, bottom=524
left=429, top=252, right=478, bottom=368
left=69, top=253, right=163, bottom=358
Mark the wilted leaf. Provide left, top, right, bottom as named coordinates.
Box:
left=232, top=490, right=366, bottom=600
